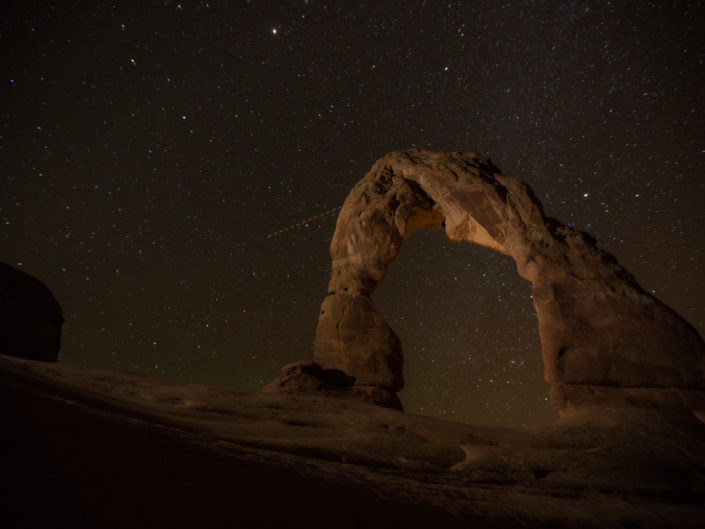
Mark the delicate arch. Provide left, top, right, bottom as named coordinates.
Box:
left=313, top=150, right=705, bottom=414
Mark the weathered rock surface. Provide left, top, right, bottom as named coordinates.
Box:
left=310, top=149, right=705, bottom=413
left=314, top=293, right=403, bottom=391
left=3, top=355, right=705, bottom=528
left=263, top=360, right=402, bottom=409
left=0, top=263, right=64, bottom=362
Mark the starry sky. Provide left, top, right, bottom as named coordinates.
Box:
left=3, top=0, right=704, bottom=427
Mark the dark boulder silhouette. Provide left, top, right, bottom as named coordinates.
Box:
left=0, top=263, right=63, bottom=362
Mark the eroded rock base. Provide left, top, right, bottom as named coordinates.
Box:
left=262, top=360, right=403, bottom=410
left=552, top=383, right=705, bottom=418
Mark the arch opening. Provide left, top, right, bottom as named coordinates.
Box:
left=373, top=230, right=554, bottom=426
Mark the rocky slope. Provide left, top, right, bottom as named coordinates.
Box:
left=2, top=354, right=704, bottom=528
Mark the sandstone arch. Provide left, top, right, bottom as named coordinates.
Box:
left=311, top=150, right=705, bottom=415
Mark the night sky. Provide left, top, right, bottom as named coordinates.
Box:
left=3, top=1, right=704, bottom=427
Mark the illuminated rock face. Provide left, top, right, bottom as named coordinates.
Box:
left=314, top=150, right=705, bottom=413
left=0, top=263, right=64, bottom=362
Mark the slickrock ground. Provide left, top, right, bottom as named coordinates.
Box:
left=2, top=354, right=704, bottom=529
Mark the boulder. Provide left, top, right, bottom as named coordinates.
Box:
left=0, top=263, right=64, bottom=362
left=262, top=360, right=401, bottom=410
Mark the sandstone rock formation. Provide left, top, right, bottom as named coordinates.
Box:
left=0, top=263, right=64, bottom=362
left=262, top=360, right=403, bottom=410
left=306, top=149, right=705, bottom=414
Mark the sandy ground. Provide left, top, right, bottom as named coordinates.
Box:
left=2, top=354, right=704, bottom=528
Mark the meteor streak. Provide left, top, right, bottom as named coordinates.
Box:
left=266, top=205, right=342, bottom=238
